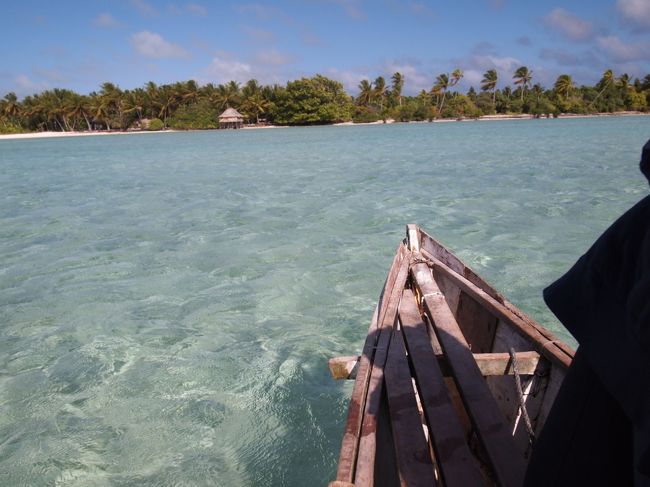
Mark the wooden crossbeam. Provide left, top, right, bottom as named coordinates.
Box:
left=411, top=261, right=526, bottom=487
left=329, top=351, right=541, bottom=380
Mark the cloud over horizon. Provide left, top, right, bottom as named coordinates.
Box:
left=543, top=8, right=596, bottom=41
left=131, top=31, right=190, bottom=59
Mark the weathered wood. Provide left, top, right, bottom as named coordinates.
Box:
left=411, top=262, right=526, bottom=487
left=406, top=224, right=420, bottom=252
left=422, top=249, right=573, bottom=369
left=419, top=232, right=503, bottom=303
left=383, top=328, right=437, bottom=486
left=354, top=249, right=412, bottom=487
left=399, top=289, right=483, bottom=487
left=330, top=351, right=540, bottom=380
left=455, top=291, right=499, bottom=353
left=336, top=246, right=407, bottom=483
left=374, top=389, right=401, bottom=487
left=329, top=356, right=360, bottom=380
left=476, top=351, right=540, bottom=376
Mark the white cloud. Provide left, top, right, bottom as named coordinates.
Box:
left=207, top=56, right=252, bottom=83
left=543, top=8, right=594, bottom=41
left=325, top=68, right=370, bottom=94
left=332, top=0, right=365, bottom=19
left=617, top=0, right=650, bottom=29
left=13, top=74, right=49, bottom=97
left=382, top=60, right=431, bottom=93
left=596, top=35, right=650, bottom=62
left=255, top=49, right=296, bottom=66
left=131, top=0, right=158, bottom=16
left=462, top=70, right=483, bottom=87
left=131, top=31, right=190, bottom=59
left=187, top=3, right=208, bottom=16
left=235, top=3, right=286, bottom=20
left=94, top=13, right=120, bottom=28
left=240, top=25, right=276, bottom=43
left=409, top=2, right=435, bottom=18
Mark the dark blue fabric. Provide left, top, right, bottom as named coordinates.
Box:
left=529, top=141, right=650, bottom=485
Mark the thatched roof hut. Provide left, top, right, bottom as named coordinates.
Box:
left=219, top=108, right=244, bottom=129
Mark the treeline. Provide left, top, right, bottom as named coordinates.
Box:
left=1, top=68, right=649, bottom=133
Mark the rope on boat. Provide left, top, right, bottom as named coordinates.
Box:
left=509, top=347, right=536, bottom=447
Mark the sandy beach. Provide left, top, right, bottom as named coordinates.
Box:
left=1, top=112, right=647, bottom=141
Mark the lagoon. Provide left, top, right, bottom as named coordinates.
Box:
left=1, top=117, right=649, bottom=486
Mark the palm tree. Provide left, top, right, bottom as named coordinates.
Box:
left=592, top=69, right=615, bottom=108
left=357, top=79, right=373, bottom=106
left=213, top=81, right=241, bottom=109
left=450, top=69, right=463, bottom=88
left=531, top=83, right=543, bottom=103
left=242, top=79, right=261, bottom=99
left=2, top=92, right=21, bottom=119
left=391, top=72, right=404, bottom=107
left=65, top=93, right=92, bottom=131
left=618, top=73, right=631, bottom=92
left=415, top=89, right=429, bottom=107
left=513, top=66, right=532, bottom=101
left=241, top=93, right=269, bottom=124
left=156, top=84, right=179, bottom=126
left=553, top=75, right=575, bottom=99
left=481, top=69, right=498, bottom=105
left=145, top=81, right=159, bottom=118
left=123, top=89, right=146, bottom=125
left=177, top=80, right=200, bottom=105
left=433, top=73, right=450, bottom=113
left=374, top=76, right=386, bottom=110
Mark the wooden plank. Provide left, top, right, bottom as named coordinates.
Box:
left=336, top=246, right=407, bottom=483
left=411, top=262, right=526, bottom=487
left=353, top=249, right=413, bottom=487
left=331, top=351, right=540, bottom=380
left=455, top=291, right=499, bottom=353
left=406, top=224, right=420, bottom=252
left=422, top=249, right=573, bottom=369
left=419, top=230, right=504, bottom=303
left=374, top=389, right=401, bottom=487
left=383, top=328, right=437, bottom=486
left=399, top=290, right=483, bottom=487
left=475, top=351, right=540, bottom=376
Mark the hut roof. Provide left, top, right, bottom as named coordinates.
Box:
left=219, top=108, right=244, bottom=120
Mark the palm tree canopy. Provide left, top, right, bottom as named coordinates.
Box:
left=554, top=74, right=575, bottom=97
left=434, top=73, right=450, bottom=91
left=513, top=66, right=532, bottom=86
left=450, top=69, right=464, bottom=87
left=481, top=69, right=498, bottom=92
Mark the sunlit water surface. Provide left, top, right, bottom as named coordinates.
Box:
left=1, top=117, right=648, bottom=486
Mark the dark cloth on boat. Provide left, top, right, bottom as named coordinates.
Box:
left=525, top=140, right=650, bottom=486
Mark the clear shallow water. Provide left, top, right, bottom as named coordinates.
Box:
left=1, top=117, right=648, bottom=486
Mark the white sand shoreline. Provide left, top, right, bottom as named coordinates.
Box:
left=1, top=112, right=648, bottom=141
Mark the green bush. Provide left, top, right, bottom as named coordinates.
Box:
left=0, top=119, right=26, bottom=134
left=148, top=118, right=164, bottom=131
left=352, top=106, right=381, bottom=123
left=168, top=101, right=219, bottom=129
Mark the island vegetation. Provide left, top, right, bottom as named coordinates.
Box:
left=1, top=68, right=649, bottom=134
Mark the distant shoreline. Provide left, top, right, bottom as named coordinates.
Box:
left=1, top=111, right=648, bottom=141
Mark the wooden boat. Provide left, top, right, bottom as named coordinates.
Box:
left=329, top=225, right=574, bottom=487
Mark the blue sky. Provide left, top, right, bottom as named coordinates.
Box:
left=2, top=0, right=650, bottom=98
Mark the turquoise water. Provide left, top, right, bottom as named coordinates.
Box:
left=1, top=117, right=648, bottom=486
